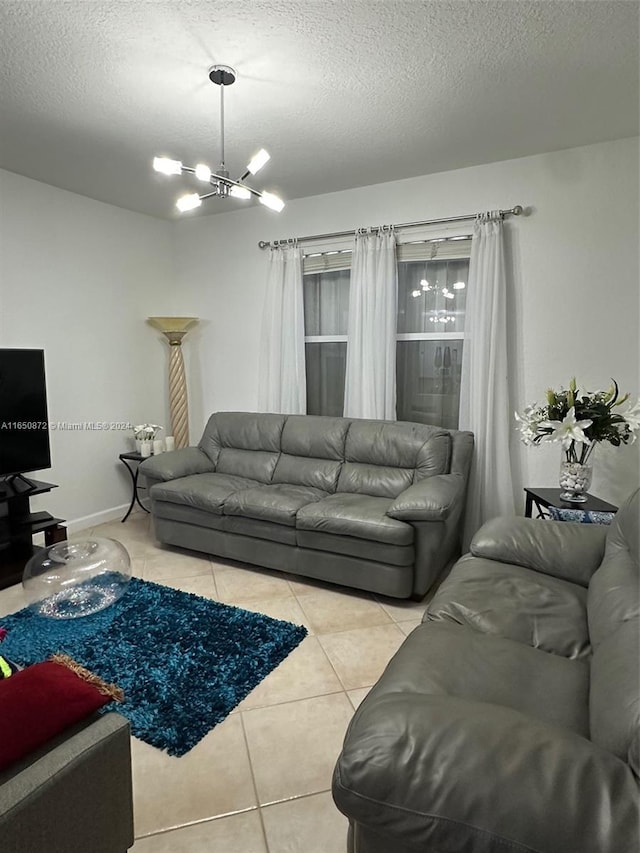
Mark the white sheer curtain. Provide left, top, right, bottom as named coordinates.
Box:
left=343, top=228, right=397, bottom=419
left=258, top=245, right=306, bottom=414
left=459, top=215, right=515, bottom=545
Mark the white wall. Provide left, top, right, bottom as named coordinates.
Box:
left=172, top=137, right=639, bottom=509
left=0, top=169, right=175, bottom=527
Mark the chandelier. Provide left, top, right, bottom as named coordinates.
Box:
left=411, top=277, right=465, bottom=324
left=153, top=65, right=285, bottom=215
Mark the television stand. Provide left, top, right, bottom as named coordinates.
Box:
left=1, top=473, right=38, bottom=494
left=0, top=479, right=66, bottom=590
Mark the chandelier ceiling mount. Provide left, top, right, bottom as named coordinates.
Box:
left=153, top=64, right=284, bottom=215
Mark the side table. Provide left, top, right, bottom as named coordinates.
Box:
left=118, top=453, right=150, bottom=522
left=524, top=487, right=618, bottom=519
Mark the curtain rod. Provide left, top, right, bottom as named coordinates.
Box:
left=257, top=205, right=524, bottom=249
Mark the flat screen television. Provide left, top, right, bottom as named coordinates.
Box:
left=0, top=349, right=51, bottom=481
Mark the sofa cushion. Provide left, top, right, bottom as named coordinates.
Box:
left=272, top=454, right=342, bottom=493
left=426, top=554, right=590, bottom=659
left=198, top=412, right=285, bottom=482
left=366, top=620, right=590, bottom=735
left=223, top=484, right=329, bottom=527
left=336, top=421, right=451, bottom=499
left=150, top=473, right=261, bottom=515
left=280, top=414, right=349, bottom=459
left=296, top=493, right=414, bottom=546
left=0, top=659, right=117, bottom=771
left=215, top=449, right=280, bottom=484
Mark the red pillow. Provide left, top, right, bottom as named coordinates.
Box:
left=0, top=657, right=122, bottom=771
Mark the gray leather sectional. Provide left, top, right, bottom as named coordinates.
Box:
left=139, top=412, right=474, bottom=599
left=332, top=488, right=640, bottom=853
left=0, top=712, right=133, bottom=853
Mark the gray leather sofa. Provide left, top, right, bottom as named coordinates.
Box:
left=0, top=712, right=134, bottom=853
left=333, top=488, right=640, bottom=853
left=140, top=412, right=474, bottom=599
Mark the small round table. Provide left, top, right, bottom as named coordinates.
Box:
left=118, top=452, right=150, bottom=522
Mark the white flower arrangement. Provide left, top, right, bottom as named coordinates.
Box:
left=515, top=378, right=639, bottom=464
left=132, top=423, right=164, bottom=442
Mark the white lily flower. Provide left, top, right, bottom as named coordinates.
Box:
left=539, top=406, right=592, bottom=449
left=621, top=399, right=640, bottom=443
left=622, top=399, right=640, bottom=432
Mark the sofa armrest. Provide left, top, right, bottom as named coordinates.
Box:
left=138, top=446, right=215, bottom=482
left=387, top=473, right=465, bottom=522
left=0, top=712, right=134, bottom=853
left=333, top=694, right=639, bottom=853
left=470, top=515, right=608, bottom=587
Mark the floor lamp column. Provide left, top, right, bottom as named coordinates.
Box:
left=147, top=317, right=199, bottom=449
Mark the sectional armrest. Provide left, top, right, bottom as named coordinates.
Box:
left=138, top=447, right=215, bottom=483
left=470, top=516, right=608, bottom=587
left=0, top=712, right=134, bottom=853
left=333, top=694, right=639, bottom=853
left=386, top=473, right=465, bottom=522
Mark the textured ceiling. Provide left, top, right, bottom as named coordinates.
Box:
left=0, top=0, right=637, bottom=220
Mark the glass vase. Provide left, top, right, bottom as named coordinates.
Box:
left=559, top=460, right=592, bottom=503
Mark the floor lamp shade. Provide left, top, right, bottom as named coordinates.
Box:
left=147, top=317, right=199, bottom=449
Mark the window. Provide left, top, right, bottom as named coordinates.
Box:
left=303, top=240, right=470, bottom=427
left=303, top=254, right=351, bottom=417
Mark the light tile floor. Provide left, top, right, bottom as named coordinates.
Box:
left=0, top=511, right=433, bottom=852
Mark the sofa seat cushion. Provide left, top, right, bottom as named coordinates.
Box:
left=368, top=620, right=590, bottom=736
left=296, top=493, right=414, bottom=546
left=426, top=554, right=590, bottom=660
left=150, top=473, right=261, bottom=515
left=223, top=484, right=330, bottom=527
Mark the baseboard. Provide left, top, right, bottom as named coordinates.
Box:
left=30, top=501, right=152, bottom=545
left=66, top=501, right=150, bottom=534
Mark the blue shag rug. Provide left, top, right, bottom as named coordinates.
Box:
left=1, top=577, right=307, bottom=756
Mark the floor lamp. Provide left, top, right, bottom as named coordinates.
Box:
left=147, top=317, right=199, bottom=449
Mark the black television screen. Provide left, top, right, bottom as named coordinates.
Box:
left=0, top=349, right=51, bottom=477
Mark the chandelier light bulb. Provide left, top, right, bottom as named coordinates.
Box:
left=247, top=149, right=270, bottom=175
left=176, top=193, right=202, bottom=212
left=420, top=279, right=432, bottom=291
left=229, top=185, right=252, bottom=200
left=443, top=290, right=455, bottom=299
left=259, top=191, right=285, bottom=212
left=153, top=157, right=183, bottom=176
left=194, top=164, right=212, bottom=182
left=411, top=290, right=422, bottom=298
left=453, top=281, right=466, bottom=290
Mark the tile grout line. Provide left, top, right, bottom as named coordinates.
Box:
left=133, top=805, right=260, bottom=842
left=259, top=786, right=334, bottom=810
left=239, top=687, right=349, bottom=716
left=239, top=709, right=271, bottom=852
